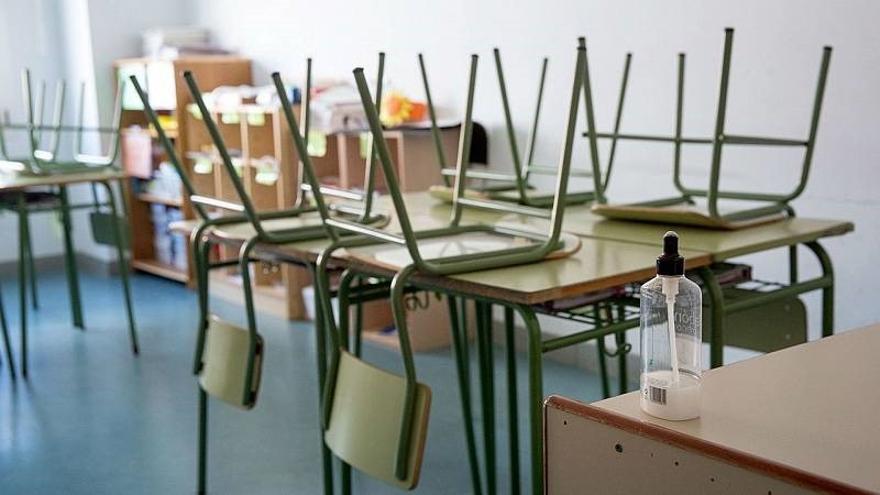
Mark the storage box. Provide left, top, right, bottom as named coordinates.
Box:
left=121, top=127, right=153, bottom=179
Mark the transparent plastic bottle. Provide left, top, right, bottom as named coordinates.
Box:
left=640, top=231, right=702, bottom=420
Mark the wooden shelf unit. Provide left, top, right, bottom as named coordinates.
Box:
left=115, top=55, right=252, bottom=286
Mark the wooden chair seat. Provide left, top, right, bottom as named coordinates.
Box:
left=345, top=229, right=582, bottom=271
left=591, top=202, right=786, bottom=230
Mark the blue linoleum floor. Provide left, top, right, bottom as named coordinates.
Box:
left=0, top=270, right=604, bottom=494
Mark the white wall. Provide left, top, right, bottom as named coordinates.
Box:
left=0, top=0, right=193, bottom=263
left=190, top=0, right=880, bottom=336
left=0, top=0, right=67, bottom=262
left=64, top=0, right=193, bottom=260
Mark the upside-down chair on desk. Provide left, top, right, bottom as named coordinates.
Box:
left=575, top=27, right=836, bottom=368
left=588, top=28, right=833, bottom=229
left=425, top=47, right=627, bottom=207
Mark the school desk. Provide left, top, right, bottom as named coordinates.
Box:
left=176, top=192, right=853, bottom=494
left=544, top=324, right=880, bottom=494
left=0, top=167, right=137, bottom=377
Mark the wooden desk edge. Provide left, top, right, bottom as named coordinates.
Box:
left=543, top=395, right=873, bottom=495
left=716, top=220, right=855, bottom=261
left=0, top=170, right=127, bottom=191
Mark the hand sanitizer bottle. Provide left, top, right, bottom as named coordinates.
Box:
left=639, top=231, right=702, bottom=420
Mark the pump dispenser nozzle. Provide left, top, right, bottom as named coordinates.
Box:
left=657, top=231, right=684, bottom=276
left=658, top=231, right=683, bottom=383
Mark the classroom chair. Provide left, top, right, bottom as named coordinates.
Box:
left=425, top=48, right=606, bottom=207
left=140, top=55, right=388, bottom=493
left=589, top=28, right=833, bottom=228
left=309, top=39, right=586, bottom=493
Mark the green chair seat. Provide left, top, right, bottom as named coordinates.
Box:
left=347, top=229, right=582, bottom=271
left=324, top=351, right=431, bottom=490
left=591, top=202, right=786, bottom=230
left=198, top=316, right=263, bottom=410
left=209, top=211, right=391, bottom=242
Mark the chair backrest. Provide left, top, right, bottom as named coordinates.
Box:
left=198, top=315, right=264, bottom=409
left=324, top=350, right=431, bottom=489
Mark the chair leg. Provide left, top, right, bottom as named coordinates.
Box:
left=504, top=306, right=521, bottom=494
left=0, top=287, right=16, bottom=380
left=447, top=296, right=482, bottom=495
left=58, top=186, right=84, bottom=329
left=336, top=271, right=355, bottom=495
left=615, top=304, right=630, bottom=394
left=515, top=304, right=544, bottom=495
left=101, top=182, right=138, bottom=354
left=17, top=193, right=28, bottom=378
left=596, top=337, right=611, bottom=399
left=23, top=213, right=38, bottom=310
left=197, top=388, right=208, bottom=495
left=352, top=277, right=364, bottom=358
left=476, top=302, right=496, bottom=494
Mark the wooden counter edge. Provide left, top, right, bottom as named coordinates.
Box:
left=543, top=395, right=873, bottom=495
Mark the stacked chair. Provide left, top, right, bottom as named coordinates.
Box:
left=133, top=54, right=391, bottom=494
left=0, top=69, right=136, bottom=378
left=305, top=38, right=587, bottom=493
left=589, top=28, right=832, bottom=228
left=426, top=48, right=606, bottom=207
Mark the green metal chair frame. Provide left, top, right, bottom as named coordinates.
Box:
left=589, top=28, right=832, bottom=224
left=309, top=40, right=585, bottom=491
left=296, top=53, right=387, bottom=225
left=136, top=56, right=388, bottom=493
left=0, top=70, right=136, bottom=379
left=425, top=48, right=599, bottom=207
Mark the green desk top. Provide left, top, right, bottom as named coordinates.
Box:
left=0, top=168, right=126, bottom=191
left=177, top=191, right=852, bottom=304
left=343, top=237, right=710, bottom=305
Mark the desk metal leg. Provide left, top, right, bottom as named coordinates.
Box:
left=58, top=186, right=84, bottom=329
left=447, top=296, right=482, bottom=495
left=336, top=270, right=357, bottom=495
left=101, top=182, right=138, bottom=354
left=615, top=304, right=631, bottom=394
left=17, top=193, right=28, bottom=377
left=700, top=267, right=726, bottom=368
left=23, top=213, right=38, bottom=310
left=806, top=241, right=834, bottom=337
left=504, top=306, right=521, bottom=494
left=515, top=304, right=543, bottom=495
left=596, top=337, right=611, bottom=398
left=197, top=387, right=208, bottom=495
left=352, top=276, right=364, bottom=357
left=476, top=302, right=496, bottom=494
left=1, top=278, right=15, bottom=380
left=307, top=265, right=334, bottom=495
